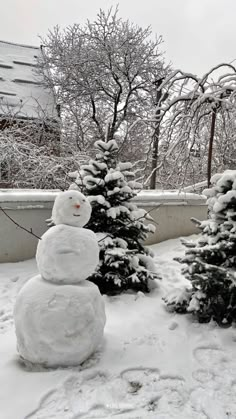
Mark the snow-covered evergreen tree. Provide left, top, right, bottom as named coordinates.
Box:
left=70, top=139, right=157, bottom=294
left=165, top=170, right=236, bottom=326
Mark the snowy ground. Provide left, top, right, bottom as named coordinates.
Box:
left=0, top=237, right=236, bottom=419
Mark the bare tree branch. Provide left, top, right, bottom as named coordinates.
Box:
left=0, top=207, right=42, bottom=240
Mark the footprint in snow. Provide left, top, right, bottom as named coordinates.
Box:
left=25, top=367, right=187, bottom=419
left=192, top=368, right=215, bottom=383
left=25, top=386, right=72, bottom=419
left=26, top=371, right=127, bottom=419
left=191, top=347, right=236, bottom=419
left=0, top=309, right=13, bottom=333
left=193, top=345, right=229, bottom=368
left=120, top=368, right=186, bottom=412
left=120, top=367, right=160, bottom=394
left=190, top=380, right=236, bottom=419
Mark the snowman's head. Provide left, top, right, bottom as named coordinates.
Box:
left=52, top=190, right=92, bottom=227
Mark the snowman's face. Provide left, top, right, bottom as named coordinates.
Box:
left=52, top=190, right=92, bottom=227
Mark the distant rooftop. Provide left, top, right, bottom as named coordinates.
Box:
left=0, top=40, right=57, bottom=120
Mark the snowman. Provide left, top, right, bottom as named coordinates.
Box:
left=14, top=190, right=106, bottom=367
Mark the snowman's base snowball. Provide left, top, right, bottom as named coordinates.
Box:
left=14, top=275, right=106, bottom=367
left=36, top=225, right=99, bottom=284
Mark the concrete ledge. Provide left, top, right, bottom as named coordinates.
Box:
left=133, top=190, right=207, bottom=245
left=140, top=204, right=207, bottom=245
left=0, top=189, right=207, bottom=262
left=0, top=190, right=59, bottom=262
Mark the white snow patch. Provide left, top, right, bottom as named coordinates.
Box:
left=0, top=236, right=236, bottom=419
left=105, top=171, right=124, bottom=183
left=106, top=205, right=129, bottom=219
left=88, top=195, right=106, bottom=205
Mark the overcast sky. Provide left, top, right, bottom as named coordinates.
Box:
left=1, top=0, right=236, bottom=75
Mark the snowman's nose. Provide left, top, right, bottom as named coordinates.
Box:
left=74, top=204, right=81, bottom=209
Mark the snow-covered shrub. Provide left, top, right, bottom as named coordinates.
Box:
left=165, top=170, right=236, bottom=326
left=70, top=139, right=158, bottom=294
left=0, top=131, right=82, bottom=189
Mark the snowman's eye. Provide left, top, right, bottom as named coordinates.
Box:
left=82, top=199, right=86, bottom=202
left=69, top=197, right=73, bottom=200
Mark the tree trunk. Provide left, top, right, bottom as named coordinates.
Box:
left=207, top=108, right=217, bottom=187
left=150, top=81, right=163, bottom=190
left=105, top=122, right=112, bottom=142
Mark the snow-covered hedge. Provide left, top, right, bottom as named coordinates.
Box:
left=165, top=170, right=236, bottom=326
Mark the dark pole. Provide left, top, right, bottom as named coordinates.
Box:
left=207, top=106, right=217, bottom=188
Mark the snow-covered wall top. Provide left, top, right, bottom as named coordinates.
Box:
left=0, top=189, right=206, bottom=209
left=0, top=189, right=59, bottom=208
left=133, top=190, right=206, bottom=206
left=0, top=41, right=57, bottom=119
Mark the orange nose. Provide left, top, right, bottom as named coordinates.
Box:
left=74, top=204, right=80, bottom=209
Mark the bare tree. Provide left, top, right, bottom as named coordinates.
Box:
left=38, top=7, right=167, bottom=162
left=149, top=63, right=236, bottom=188
left=38, top=8, right=236, bottom=190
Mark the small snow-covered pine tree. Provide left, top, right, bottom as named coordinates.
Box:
left=165, top=170, right=236, bottom=326
left=70, top=139, right=157, bottom=294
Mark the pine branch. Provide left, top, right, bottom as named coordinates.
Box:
left=0, top=207, right=42, bottom=240
left=180, top=238, right=196, bottom=248
left=191, top=217, right=201, bottom=226
left=97, top=206, right=159, bottom=243
left=98, top=233, right=112, bottom=243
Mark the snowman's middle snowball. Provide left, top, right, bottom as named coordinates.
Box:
left=36, top=225, right=99, bottom=284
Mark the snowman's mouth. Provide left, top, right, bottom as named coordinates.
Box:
left=73, top=214, right=80, bottom=217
